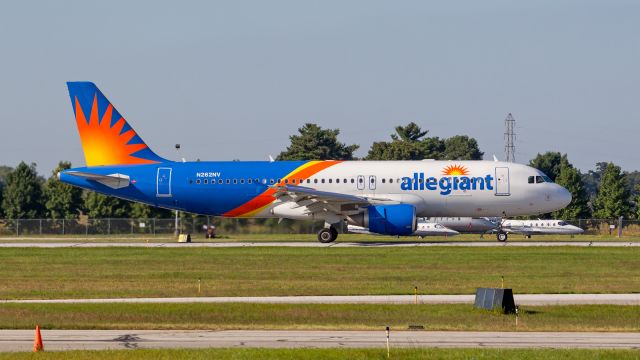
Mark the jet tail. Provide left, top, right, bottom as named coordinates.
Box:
left=66, top=82, right=168, bottom=167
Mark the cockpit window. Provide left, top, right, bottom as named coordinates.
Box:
left=535, top=176, right=544, bottom=183
left=542, top=175, right=552, bottom=182
left=558, top=221, right=568, bottom=226
left=528, top=176, right=535, bottom=184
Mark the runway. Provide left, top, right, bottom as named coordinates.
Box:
left=1, top=329, right=639, bottom=352
left=0, top=241, right=638, bottom=247
left=3, top=293, right=639, bottom=305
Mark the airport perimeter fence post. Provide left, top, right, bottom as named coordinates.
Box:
left=62, top=219, right=65, bottom=235
left=618, top=216, right=623, bottom=238
left=153, top=219, right=156, bottom=236
left=39, top=219, right=42, bottom=235
left=16, top=220, right=19, bottom=236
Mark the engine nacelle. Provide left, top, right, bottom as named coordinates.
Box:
left=365, top=204, right=417, bottom=236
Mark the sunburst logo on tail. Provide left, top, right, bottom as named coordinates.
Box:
left=74, top=94, right=159, bottom=167
left=442, top=164, right=469, bottom=176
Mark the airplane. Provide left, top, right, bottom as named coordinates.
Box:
left=58, top=82, right=572, bottom=243
left=498, top=219, right=584, bottom=239
left=422, top=217, right=497, bottom=234
left=348, top=222, right=459, bottom=237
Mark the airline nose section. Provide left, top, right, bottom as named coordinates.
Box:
left=557, top=185, right=572, bottom=208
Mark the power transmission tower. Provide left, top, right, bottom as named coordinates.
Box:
left=504, top=113, right=516, bottom=162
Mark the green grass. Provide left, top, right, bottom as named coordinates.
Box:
left=1, top=303, right=639, bottom=332
left=0, top=247, right=639, bottom=299
left=1, top=348, right=639, bottom=360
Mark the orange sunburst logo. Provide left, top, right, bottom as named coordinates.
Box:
left=442, top=164, right=469, bottom=176
left=74, top=94, right=158, bottom=167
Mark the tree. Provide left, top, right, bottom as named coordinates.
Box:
left=0, top=165, right=13, bottom=217
left=84, top=192, right=131, bottom=218
left=277, top=123, right=359, bottom=160
left=366, top=122, right=446, bottom=160
left=366, top=122, right=483, bottom=161
left=43, top=162, right=83, bottom=219
left=552, top=158, right=590, bottom=219
left=1, top=162, right=44, bottom=219
left=391, top=123, right=429, bottom=142
left=635, top=184, right=640, bottom=220
left=592, top=162, right=631, bottom=219
left=529, top=152, right=563, bottom=181
left=442, top=135, right=484, bottom=160
left=130, top=202, right=172, bottom=219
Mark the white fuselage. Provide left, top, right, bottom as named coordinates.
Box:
left=502, top=219, right=584, bottom=236
left=264, top=160, right=571, bottom=220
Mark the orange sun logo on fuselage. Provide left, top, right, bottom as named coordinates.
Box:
left=74, top=95, right=158, bottom=167
left=442, top=164, right=469, bottom=176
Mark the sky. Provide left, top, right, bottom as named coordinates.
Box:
left=0, top=0, right=638, bottom=176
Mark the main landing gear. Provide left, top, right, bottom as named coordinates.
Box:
left=317, top=226, right=338, bottom=243
left=496, top=231, right=508, bottom=242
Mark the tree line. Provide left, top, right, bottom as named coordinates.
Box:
left=1, top=122, right=638, bottom=220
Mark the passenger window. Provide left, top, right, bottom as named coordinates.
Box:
left=351, top=179, right=355, bottom=183
left=536, top=176, right=544, bottom=183
left=390, top=178, right=393, bottom=183
left=321, top=179, right=325, bottom=183
left=336, top=178, right=340, bottom=183
left=218, top=179, right=223, bottom=184
left=314, top=179, right=318, bottom=184
left=284, top=179, right=289, bottom=184
left=343, top=178, right=347, bottom=183
left=196, top=179, right=201, bottom=184
left=203, top=179, right=208, bottom=184
left=269, top=179, right=274, bottom=184
left=382, top=178, right=386, bottom=183
left=262, top=179, right=267, bottom=184
left=528, top=176, right=534, bottom=184
left=358, top=178, right=364, bottom=183
left=226, top=179, right=230, bottom=184
left=248, top=179, right=252, bottom=184
left=240, top=179, right=245, bottom=184
left=291, top=179, right=296, bottom=184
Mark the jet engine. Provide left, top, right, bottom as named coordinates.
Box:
left=350, top=204, right=417, bottom=236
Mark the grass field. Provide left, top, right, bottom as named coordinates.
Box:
left=1, top=247, right=638, bottom=299
left=1, top=303, right=638, bottom=332
left=2, top=348, right=639, bottom=360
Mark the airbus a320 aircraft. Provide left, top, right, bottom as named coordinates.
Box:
left=59, top=82, right=572, bottom=243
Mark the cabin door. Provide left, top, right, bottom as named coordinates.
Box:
left=494, top=167, right=510, bottom=196
left=156, top=167, right=172, bottom=197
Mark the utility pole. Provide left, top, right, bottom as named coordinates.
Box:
left=174, top=144, right=181, bottom=236
left=504, top=113, right=516, bottom=162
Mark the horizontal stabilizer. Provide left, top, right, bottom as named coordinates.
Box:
left=64, top=171, right=131, bottom=189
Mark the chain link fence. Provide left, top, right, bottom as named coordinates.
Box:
left=0, top=218, right=638, bottom=237
left=0, top=217, right=325, bottom=236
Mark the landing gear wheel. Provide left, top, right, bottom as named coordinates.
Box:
left=496, top=231, right=508, bottom=242
left=318, top=227, right=338, bottom=243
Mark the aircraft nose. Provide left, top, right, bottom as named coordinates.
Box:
left=557, top=186, right=572, bottom=208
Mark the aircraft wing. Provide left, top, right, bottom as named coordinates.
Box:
left=64, top=171, right=131, bottom=189
left=270, top=184, right=393, bottom=218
